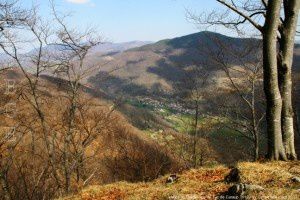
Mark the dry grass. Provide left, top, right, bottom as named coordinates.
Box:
left=61, top=161, right=300, bottom=200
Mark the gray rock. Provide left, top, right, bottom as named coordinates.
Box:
left=166, top=174, right=178, bottom=184
left=224, top=167, right=241, bottom=183
left=291, top=176, right=300, bottom=183
left=243, top=184, right=265, bottom=191
left=218, top=183, right=265, bottom=200
left=231, top=183, right=264, bottom=194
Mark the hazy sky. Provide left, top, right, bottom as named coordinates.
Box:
left=21, top=0, right=298, bottom=43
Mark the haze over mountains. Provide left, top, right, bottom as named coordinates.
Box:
left=85, top=31, right=300, bottom=98
left=6, top=31, right=300, bottom=101
left=23, top=41, right=152, bottom=60
left=90, top=41, right=153, bottom=55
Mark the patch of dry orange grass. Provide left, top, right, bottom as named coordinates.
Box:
left=237, top=161, right=300, bottom=199
left=61, top=166, right=226, bottom=200
left=61, top=162, right=300, bottom=200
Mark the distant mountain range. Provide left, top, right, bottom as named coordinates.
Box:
left=90, top=41, right=153, bottom=55
left=29, top=41, right=153, bottom=57
left=86, top=31, right=266, bottom=97
left=2, top=31, right=299, bottom=100
left=0, top=40, right=153, bottom=72
left=2, top=31, right=299, bottom=136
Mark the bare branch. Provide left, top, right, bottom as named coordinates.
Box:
left=216, top=0, right=263, bottom=31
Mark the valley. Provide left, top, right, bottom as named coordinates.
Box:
left=1, top=1, right=300, bottom=199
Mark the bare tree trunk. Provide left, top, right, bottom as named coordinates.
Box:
left=263, top=0, right=287, bottom=161
left=251, top=91, right=259, bottom=161
left=296, top=105, right=300, bottom=137
left=253, top=128, right=259, bottom=161
left=64, top=100, right=76, bottom=194
left=192, top=101, right=199, bottom=168
left=278, top=0, right=300, bottom=160
left=251, top=78, right=259, bottom=161
left=0, top=171, right=12, bottom=200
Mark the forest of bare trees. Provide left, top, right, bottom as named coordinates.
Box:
left=0, top=1, right=179, bottom=199
left=0, top=0, right=300, bottom=199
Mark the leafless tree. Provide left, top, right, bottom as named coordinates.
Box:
left=48, top=3, right=103, bottom=193
left=175, top=66, right=211, bottom=167
left=0, top=1, right=108, bottom=198
left=0, top=0, right=29, bottom=72
left=202, top=34, right=265, bottom=161
left=0, top=2, right=56, bottom=199
left=0, top=0, right=30, bottom=31
left=189, top=0, right=300, bottom=160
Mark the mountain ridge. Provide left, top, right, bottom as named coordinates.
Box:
left=87, top=31, right=267, bottom=98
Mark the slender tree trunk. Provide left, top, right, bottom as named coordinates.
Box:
left=251, top=98, right=259, bottom=161
left=0, top=171, right=12, bottom=200
left=63, top=141, right=71, bottom=194
left=76, top=153, right=85, bottom=183
left=263, top=0, right=287, bottom=161
left=278, top=0, right=300, bottom=160
left=253, top=128, right=259, bottom=161
left=192, top=101, right=199, bottom=168
left=251, top=78, right=259, bottom=161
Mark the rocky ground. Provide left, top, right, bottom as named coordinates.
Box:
left=61, top=161, right=300, bottom=200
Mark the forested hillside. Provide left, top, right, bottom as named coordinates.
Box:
left=1, top=0, right=300, bottom=200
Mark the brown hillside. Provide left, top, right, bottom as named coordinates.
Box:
left=87, top=32, right=300, bottom=99
left=0, top=69, right=181, bottom=199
